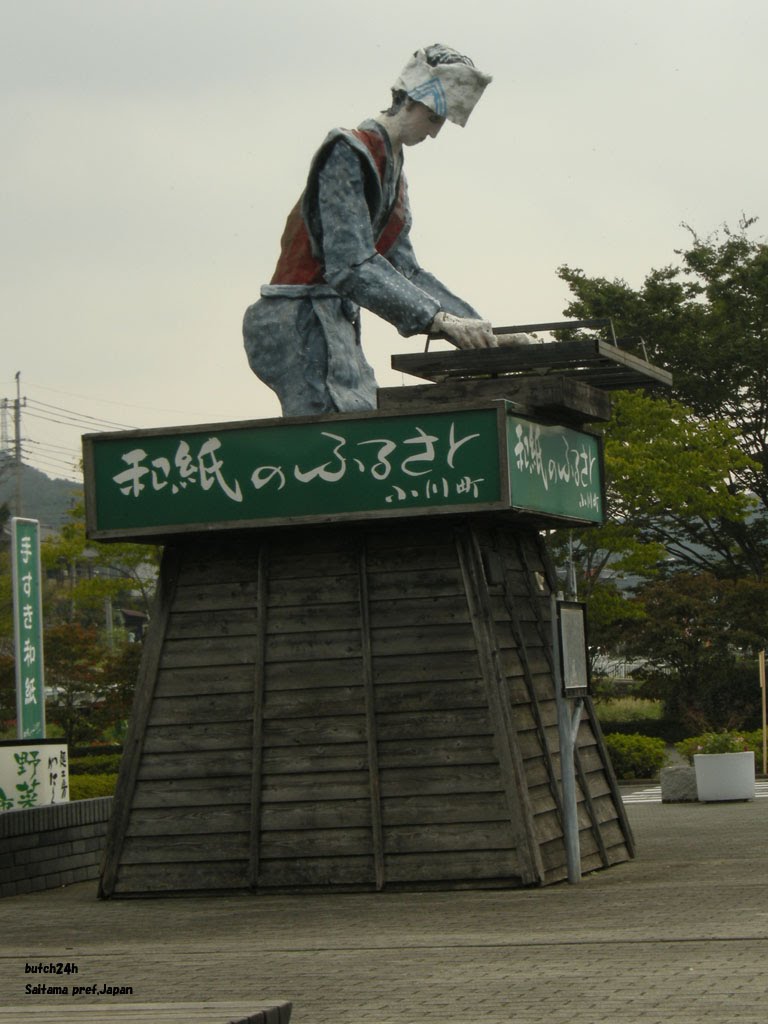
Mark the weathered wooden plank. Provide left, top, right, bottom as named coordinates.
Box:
left=366, top=569, right=466, bottom=600
left=126, top=805, right=250, bottom=837
left=381, top=791, right=509, bottom=826
left=499, top=648, right=551, bottom=677
left=384, top=849, right=521, bottom=883
left=267, top=546, right=357, bottom=578
left=383, top=821, right=514, bottom=854
left=266, top=602, right=361, bottom=634
left=99, top=545, right=182, bottom=899
left=370, top=623, right=479, bottom=656
left=365, top=544, right=459, bottom=572
left=262, top=770, right=371, bottom=803
left=142, top=721, right=252, bottom=753
left=571, top=745, right=607, bottom=775
left=391, top=337, right=671, bottom=387
left=584, top=789, right=628, bottom=826
left=174, top=551, right=260, bottom=586
left=526, top=781, right=560, bottom=819
left=155, top=665, right=255, bottom=697
left=577, top=774, right=612, bottom=804
left=121, top=833, right=251, bottom=863
left=263, top=715, right=367, bottom=746
left=373, top=679, right=487, bottom=714
left=368, top=594, right=472, bottom=627
left=114, top=860, right=249, bottom=892
left=538, top=835, right=568, bottom=872
left=147, top=693, right=253, bottom=726
left=160, top=636, right=259, bottom=668
left=260, top=827, right=373, bottom=858
left=371, top=650, right=482, bottom=684
left=264, top=630, right=362, bottom=663
left=133, top=778, right=251, bottom=808
left=377, top=735, right=498, bottom=769
left=518, top=726, right=559, bottom=761
left=376, top=708, right=493, bottom=741
left=263, top=685, right=364, bottom=719
left=137, top=749, right=252, bottom=780
left=165, top=608, right=259, bottom=639
left=581, top=694, right=635, bottom=857
left=377, top=375, right=613, bottom=422
left=172, top=579, right=260, bottom=612
left=257, top=855, right=374, bottom=888
left=265, top=657, right=365, bottom=689
left=357, top=538, right=385, bottom=890
left=261, top=799, right=372, bottom=831
left=379, top=764, right=503, bottom=797
left=267, top=576, right=358, bottom=607
left=531, top=807, right=566, bottom=845
left=262, top=743, right=369, bottom=774
left=455, top=526, right=546, bottom=886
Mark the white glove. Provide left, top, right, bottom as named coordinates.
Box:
left=430, top=311, right=498, bottom=350
left=497, top=332, right=536, bottom=346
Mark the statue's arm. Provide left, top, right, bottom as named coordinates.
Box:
left=387, top=229, right=482, bottom=320
left=317, top=144, right=441, bottom=337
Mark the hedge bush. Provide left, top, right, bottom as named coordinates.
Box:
left=69, top=773, right=119, bottom=800
left=69, top=754, right=123, bottom=776
left=675, top=730, right=764, bottom=768
left=604, top=732, right=667, bottom=780
left=594, top=697, right=664, bottom=723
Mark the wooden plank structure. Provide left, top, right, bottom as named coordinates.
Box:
left=383, top=330, right=671, bottom=417
left=98, top=517, right=632, bottom=896
left=94, top=334, right=668, bottom=897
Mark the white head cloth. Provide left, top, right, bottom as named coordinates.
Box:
left=393, top=44, right=492, bottom=127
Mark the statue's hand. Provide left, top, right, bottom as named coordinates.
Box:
left=497, top=332, right=536, bottom=346
left=430, top=312, right=497, bottom=349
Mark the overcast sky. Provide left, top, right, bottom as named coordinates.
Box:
left=2, top=0, right=766, bottom=482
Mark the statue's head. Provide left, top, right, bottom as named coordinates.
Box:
left=391, top=44, right=492, bottom=127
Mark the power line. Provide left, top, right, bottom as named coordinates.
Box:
left=28, top=397, right=133, bottom=429
left=25, top=378, right=208, bottom=418
left=25, top=401, right=133, bottom=432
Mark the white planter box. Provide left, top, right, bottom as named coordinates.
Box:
left=693, top=751, right=755, bottom=802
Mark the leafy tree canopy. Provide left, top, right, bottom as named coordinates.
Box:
left=558, top=216, right=768, bottom=578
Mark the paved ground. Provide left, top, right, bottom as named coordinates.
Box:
left=2, top=791, right=768, bottom=1023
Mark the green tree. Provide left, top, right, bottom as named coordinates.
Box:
left=40, top=501, right=158, bottom=630
left=44, top=623, right=106, bottom=748
left=623, top=573, right=768, bottom=730
left=551, top=390, right=754, bottom=657
left=558, top=216, right=768, bottom=578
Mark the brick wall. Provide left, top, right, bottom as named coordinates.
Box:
left=0, top=798, right=113, bottom=898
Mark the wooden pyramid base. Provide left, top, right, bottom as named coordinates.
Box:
left=100, top=515, right=633, bottom=897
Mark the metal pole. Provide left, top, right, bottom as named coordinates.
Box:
left=760, top=650, right=766, bottom=777
left=13, top=372, right=22, bottom=516
left=552, top=593, right=582, bottom=883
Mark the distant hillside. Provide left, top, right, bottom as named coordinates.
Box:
left=0, top=456, right=82, bottom=530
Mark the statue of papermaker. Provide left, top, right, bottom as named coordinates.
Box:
left=243, top=44, right=498, bottom=417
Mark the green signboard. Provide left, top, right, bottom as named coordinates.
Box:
left=83, top=404, right=604, bottom=541
left=11, top=518, right=46, bottom=740
left=507, top=416, right=603, bottom=523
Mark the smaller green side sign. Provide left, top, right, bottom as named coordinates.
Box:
left=506, top=416, right=603, bottom=523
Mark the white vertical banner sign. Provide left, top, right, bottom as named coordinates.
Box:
left=11, top=517, right=46, bottom=740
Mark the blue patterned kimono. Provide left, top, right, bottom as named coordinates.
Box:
left=243, top=120, right=479, bottom=416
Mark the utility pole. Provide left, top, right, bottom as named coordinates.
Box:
left=14, top=371, right=25, bottom=516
